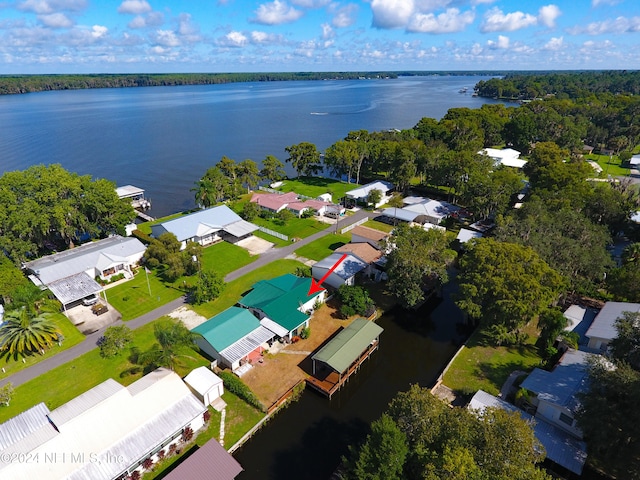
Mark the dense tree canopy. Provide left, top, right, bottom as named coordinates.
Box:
left=0, top=164, right=135, bottom=262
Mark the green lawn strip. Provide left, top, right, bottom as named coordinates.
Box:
left=362, top=219, right=395, bottom=233
left=0, top=318, right=210, bottom=423
left=294, top=233, right=350, bottom=261
left=221, top=391, right=265, bottom=449
left=253, top=229, right=289, bottom=247
left=442, top=327, right=543, bottom=397
left=137, top=211, right=194, bottom=235
left=106, top=269, right=184, bottom=321
left=275, top=176, right=355, bottom=201
left=586, top=153, right=630, bottom=177
left=0, top=313, right=84, bottom=381
left=250, top=215, right=328, bottom=239
left=190, top=259, right=304, bottom=319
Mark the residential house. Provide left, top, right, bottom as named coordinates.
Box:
left=23, top=235, right=145, bottom=311
left=456, top=228, right=483, bottom=244
left=162, top=439, right=243, bottom=480
left=251, top=191, right=342, bottom=218
left=584, top=301, right=640, bottom=351
left=238, top=274, right=325, bottom=340
left=0, top=368, right=207, bottom=480
left=381, top=198, right=459, bottom=226
left=183, top=367, right=224, bottom=407
left=312, top=252, right=369, bottom=289
left=192, top=306, right=274, bottom=372
left=478, top=147, right=527, bottom=169
left=335, top=243, right=384, bottom=280
left=520, top=349, right=590, bottom=439
left=150, top=205, right=258, bottom=250
left=468, top=390, right=587, bottom=475
left=343, top=180, right=394, bottom=208
left=250, top=191, right=298, bottom=213
left=350, top=225, right=389, bottom=250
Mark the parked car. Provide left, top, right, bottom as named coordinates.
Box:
left=82, top=294, right=99, bottom=306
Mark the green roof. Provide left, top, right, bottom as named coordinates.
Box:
left=239, top=274, right=321, bottom=332
left=192, top=306, right=260, bottom=352
left=312, top=318, right=383, bottom=373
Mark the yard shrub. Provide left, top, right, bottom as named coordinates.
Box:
left=219, top=371, right=264, bottom=412
left=300, top=327, right=311, bottom=339
left=132, top=229, right=152, bottom=244
left=98, top=325, right=133, bottom=358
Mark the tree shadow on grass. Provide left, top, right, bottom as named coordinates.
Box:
left=476, top=360, right=535, bottom=393
left=328, top=241, right=347, bottom=250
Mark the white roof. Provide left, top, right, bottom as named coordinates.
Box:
left=260, top=317, right=290, bottom=337
left=47, top=272, right=103, bottom=306
left=115, top=185, right=145, bottom=199
left=184, top=367, right=223, bottom=396
left=0, top=368, right=206, bottom=480
left=499, top=158, right=528, bottom=168
left=404, top=198, right=459, bottom=220
left=220, top=326, right=274, bottom=365
left=345, top=181, right=394, bottom=199
left=586, top=301, right=640, bottom=342
left=24, top=236, right=145, bottom=286
left=456, top=228, right=483, bottom=243
left=313, top=252, right=367, bottom=280
left=479, top=147, right=521, bottom=160
left=630, top=155, right=640, bottom=166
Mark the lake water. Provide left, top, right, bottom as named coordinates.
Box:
left=0, top=76, right=499, bottom=217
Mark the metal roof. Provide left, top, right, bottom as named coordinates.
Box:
left=48, top=378, right=123, bottom=427
left=520, top=349, right=590, bottom=411
left=192, top=307, right=262, bottom=352
left=404, top=199, right=459, bottom=220
left=313, top=253, right=368, bottom=281
left=223, top=219, right=259, bottom=238
left=380, top=207, right=420, bottom=222
left=335, top=243, right=382, bottom=264
left=151, top=205, right=256, bottom=242
left=115, top=185, right=145, bottom=198
left=469, top=390, right=587, bottom=475
left=259, top=317, right=290, bottom=337
left=312, top=318, right=383, bottom=373
left=0, top=402, right=51, bottom=451
left=456, top=228, right=483, bottom=244
left=345, top=180, right=394, bottom=199
left=183, top=367, right=223, bottom=398
left=47, top=272, right=103, bottom=306
left=219, top=326, right=274, bottom=365
left=586, top=301, right=640, bottom=342
left=24, top=236, right=145, bottom=286
left=162, top=439, right=243, bottom=480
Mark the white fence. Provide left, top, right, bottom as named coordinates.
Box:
left=340, top=217, right=368, bottom=235
left=258, top=226, right=288, bottom=241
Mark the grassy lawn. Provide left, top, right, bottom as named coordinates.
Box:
left=190, top=259, right=304, bottom=319
left=362, top=219, right=395, bottom=233
left=250, top=214, right=329, bottom=239
left=254, top=229, right=289, bottom=247
left=0, top=313, right=85, bottom=381
left=586, top=153, right=630, bottom=177
left=107, top=270, right=184, bottom=321
left=294, top=233, right=350, bottom=261
left=276, top=176, right=355, bottom=201
left=442, top=324, right=543, bottom=397
left=221, top=391, right=266, bottom=448
left=0, top=318, right=210, bottom=423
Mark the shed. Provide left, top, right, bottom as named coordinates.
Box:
left=184, top=367, right=224, bottom=406
left=312, top=318, right=383, bottom=375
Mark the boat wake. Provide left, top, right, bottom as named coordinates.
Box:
left=310, top=112, right=329, bottom=115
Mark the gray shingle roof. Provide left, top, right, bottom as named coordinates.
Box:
left=162, top=439, right=243, bottom=480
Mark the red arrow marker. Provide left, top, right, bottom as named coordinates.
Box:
left=307, top=253, right=348, bottom=296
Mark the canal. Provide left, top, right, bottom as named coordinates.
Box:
left=233, top=280, right=467, bottom=480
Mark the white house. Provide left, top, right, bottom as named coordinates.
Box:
left=23, top=236, right=145, bottom=310
left=183, top=367, right=224, bottom=407
left=151, top=205, right=258, bottom=250
left=344, top=180, right=394, bottom=208
left=584, top=301, right=640, bottom=351
left=479, top=147, right=527, bottom=169
left=0, top=368, right=207, bottom=480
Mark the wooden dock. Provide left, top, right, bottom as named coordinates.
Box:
left=306, top=341, right=379, bottom=399
left=135, top=210, right=155, bottom=222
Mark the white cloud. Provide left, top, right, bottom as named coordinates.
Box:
left=251, top=30, right=269, bottom=43
left=291, top=0, right=330, bottom=7
left=592, top=0, right=621, bottom=6
left=408, top=8, right=474, bottom=33
left=225, top=31, right=249, bottom=47
left=91, top=24, right=108, bottom=38
left=487, top=34, right=509, bottom=49
left=331, top=4, right=358, bottom=28
left=38, top=12, right=73, bottom=28
left=18, top=0, right=87, bottom=15
left=154, top=29, right=180, bottom=47
left=127, top=11, right=164, bottom=29
left=371, top=0, right=414, bottom=29
left=544, top=36, right=563, bottom=50
left=117, top=0, right=151, bottom=15
left=252, top=0, right=304, bottom=25
left=471, top=42, right=482, bottom=55
left=538, top=4, right=561, bottom=28
left=569, top=16, right=640, bottom=35
left=128, top=15, right=146, bottom=28
left=321, top=22, right=334, bottom=40
left=481, top=7, right=537, bottom=32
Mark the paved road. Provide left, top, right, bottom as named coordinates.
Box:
left=0, top=210, right=377, bottom=389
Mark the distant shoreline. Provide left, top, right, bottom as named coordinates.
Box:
left=0, top=71, right=510, bottom=96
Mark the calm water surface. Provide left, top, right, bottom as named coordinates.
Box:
left=0, top=76, right=499, bottom=216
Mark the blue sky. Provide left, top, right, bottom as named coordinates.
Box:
left=0, top=0, right=638, bottom=73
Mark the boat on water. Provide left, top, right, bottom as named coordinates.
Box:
left=459, top=87, right=468, bottom=93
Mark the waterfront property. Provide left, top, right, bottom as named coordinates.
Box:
left=162, top=438, right=243, bottom=480
left=238, top=274, right=326, bottom=340
left=0, top=368, right=207, bottom=480
left=183, top=366, right=225, bottom=407
left=150, top=205, right=258, bottom=250
left=350, top=225, right=390, bottom=250
left=115, top=184, right=151, bottom=210
left=343, top=180, right=394, bottom=208
left=478, top=147, right=527, bottom=169
left=23, top=235, right=146, bottom=312
left=312, top=252, right=369, bottom=289
left=250, top=190, right=344, bottom=218
left=307, top=317, right=383, bottom=399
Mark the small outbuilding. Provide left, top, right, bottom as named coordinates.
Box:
left=184, top=367, right=224, bottom=407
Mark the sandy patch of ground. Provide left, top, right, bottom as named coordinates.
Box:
left=236, top=235, right=274, bottom=255
left=240, top=300, right=352, bottom=409
left=168, top=306, right=208, bottom=329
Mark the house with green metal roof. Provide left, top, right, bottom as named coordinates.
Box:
left=192, top=306, right=275, bottom=372
left=238, top=274, right=326, bottom=340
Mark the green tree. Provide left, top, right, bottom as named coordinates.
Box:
left=456, top=238, right=565, bottom=336
left=241, top=201, right=261, bottom=221
left=610, top=311, right=640, bottom=370
left=98, top=325, right=133, bottom=358
left=338, top=285, right=374, bottom=318
left=342, top=414, right=409, bottom=480
left=275, top=208, right=294, bottom=225
left=193, top=166, right=228, bottom=207
left=367, top=188, right=383, bottom=207
left=0, top=307, right=62, bottom=359
left=139, top=320, right=199, bottom=371
left=324, top=139, right=359, bottom=182
left=237, top=159, right=260, bottom=194
left=384, top=224, right=455, bottom=308
left=260, top=154, right=286, bottom=184
left=285, top=142, right=321, bottom=178
left=0, top=383, right=14, bottom=407
left=190, top=269, right=225, bottom=305
left=0, top=255, right=30, bottom=304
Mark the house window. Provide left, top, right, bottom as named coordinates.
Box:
left=559, top=412, right=574, bottom=426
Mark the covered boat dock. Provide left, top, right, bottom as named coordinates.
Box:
left=306, top=318, right=383, bottom=399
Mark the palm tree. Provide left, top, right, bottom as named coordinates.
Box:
left=623, top=242, right=640, bottom=264
left=0, top=307, right=62, bottom=359
left=138, top=321, right=200, bottom=371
